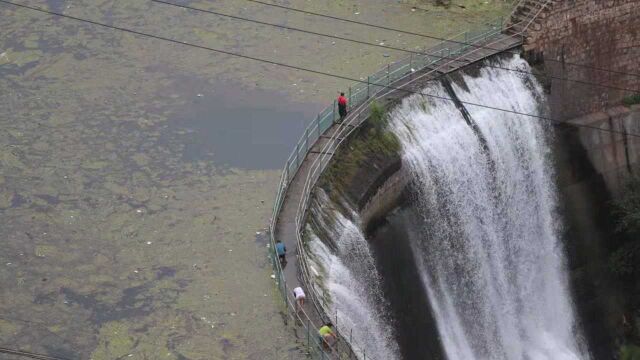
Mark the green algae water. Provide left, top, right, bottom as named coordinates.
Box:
left=0, top=0, right=511, bottom=358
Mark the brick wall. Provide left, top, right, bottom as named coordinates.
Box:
left=524, top=0, right=640, bottom=119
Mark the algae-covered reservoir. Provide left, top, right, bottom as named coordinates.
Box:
left=0, top=0, right=511, bottom=358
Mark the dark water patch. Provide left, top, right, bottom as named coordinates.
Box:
left=220, top=338, right=234, bottom=354
left=33, top=291, right=58, bottom=305
left=61, top=285, right=155, bottom=325
left=35, top=194, right=60, bottom=205
left=73, top=52, right=88, bottom=61
left=155, top=266, right=177, bottom=280
left=42, top=345, right=78, bottom=360
left=176, top=279, right=190, bottom=289
left=46, top=0, right=67, bottom=13
left=167, top=80, right=322, bottom=170
left=11, top=193, right=28, bottom=208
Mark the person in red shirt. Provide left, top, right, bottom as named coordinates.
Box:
left=337, top=92, right=348, bottom=123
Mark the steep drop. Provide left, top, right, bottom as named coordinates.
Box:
left=390, top=55, right=590, bottom=359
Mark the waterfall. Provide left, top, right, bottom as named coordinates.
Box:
left=306, top=190, right=400, bottom=359
left=390, top=55, right=590, bottom=360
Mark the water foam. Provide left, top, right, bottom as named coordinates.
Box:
left=390, top=55, right=590, bottom=360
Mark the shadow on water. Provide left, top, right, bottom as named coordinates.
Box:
left=168, top=82, right=322, bottom=170
left=45, top=0, right=67, bottom=13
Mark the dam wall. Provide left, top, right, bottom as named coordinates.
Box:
left=524, top=0, right=640, bottom=120
left=564, top=105, right=640, bottom=195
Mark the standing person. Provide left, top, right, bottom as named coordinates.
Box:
left=337, top=92, right=348, bottom=123
left=275, top=240, right=286, bottom=264
left=292, top=286, right=306, bottom=312
left=319, top=322, right=336, bottom=350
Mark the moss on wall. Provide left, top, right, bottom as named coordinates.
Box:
left=318, top=101, right=401, bottom=207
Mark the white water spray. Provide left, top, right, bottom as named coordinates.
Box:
left=306, top=190, right=400, bottom=359
left=390, top=55, right=590, bottom=360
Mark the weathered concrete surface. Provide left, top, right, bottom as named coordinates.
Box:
left=565, top=104, right=640, bottom=194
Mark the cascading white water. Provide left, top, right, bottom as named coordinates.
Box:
left=390, top=55, right=590, bottom=360
left=306, top=190, right=400, bottom=359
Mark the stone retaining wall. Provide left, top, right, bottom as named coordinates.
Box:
left=525, top=0, right=640, bottom=119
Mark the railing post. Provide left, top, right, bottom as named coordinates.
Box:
left=366, top=76, right=370, bottom=98
left=304, top=127, right=310, bottom=152
left=296, top=141, right=301, bottom=168
left=307, top=320, right=310, bottom=351
left=348, top=86, right=352, bottom=111
left=332, top=99, right=336, bottom=122
left=387, top=64, right=390, bottom=86
left=283, top=280, right=288, bottom=307
left=315, top=114, right=320, bottom=136
left=409, top=53, right=413, bottom=78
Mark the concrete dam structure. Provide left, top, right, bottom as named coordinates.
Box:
left=269, top=0, right=640, bottom=359
left=305, top=55, right=590, bottom=360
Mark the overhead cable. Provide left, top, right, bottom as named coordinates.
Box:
left=1, top=0, right=638, bottom=139
left=150, top=0, right=640, bottom=94
left=244, top=0, right=640, bottom=78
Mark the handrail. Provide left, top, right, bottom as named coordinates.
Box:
left=267, top=0, right=550, bottom=357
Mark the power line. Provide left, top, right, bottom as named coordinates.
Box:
left=1, top=0, right=639, bottom=139
left=0, top=347, right=71, bottom=360
left=150, top=0, right=640, bottom=94
left=244, top=0, right=640, bottom=79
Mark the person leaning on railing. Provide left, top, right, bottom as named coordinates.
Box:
left=319, top=322, right=337, bottom=350
left=275, top=240, right=286, bottom=265
left=337, top=92, right=348, bottom=123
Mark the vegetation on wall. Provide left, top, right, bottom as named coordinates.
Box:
left=320, top=100, right=401, bottom=199
left=621, top=344, right=640, bottom=360
left=610, top=176, right=640, bottom=275
left=609, top=175, right=640, bottom=356
left=623, top=94, right=640, bottom=107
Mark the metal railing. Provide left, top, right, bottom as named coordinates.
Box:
left=267, top=1, right=549, bottom=357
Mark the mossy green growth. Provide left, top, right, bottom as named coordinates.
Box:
left=620, top=344, right=640, bottom=360
left=622, top=94, right=640, bottom=107
left=609, top=176, right=640, bottom=277
left=320, top=101, right=400, bottom=197
left=613, top=176, right=640, bottom=235
left=369, top=100, right=387, bottom=133
left=608, top=241, right=640, bottom=277
left=90, top=322, right=135, bottom=360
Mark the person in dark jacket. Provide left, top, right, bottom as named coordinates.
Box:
left=337, top=92, right=347, bottom=123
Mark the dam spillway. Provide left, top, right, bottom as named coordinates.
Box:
left=306, top=55, right=591, bottom=360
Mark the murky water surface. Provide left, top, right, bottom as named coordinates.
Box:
left=0, top=0, right=509, bottom=358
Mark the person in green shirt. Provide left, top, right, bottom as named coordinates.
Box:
left=318, top=322, right=336, bottom=350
